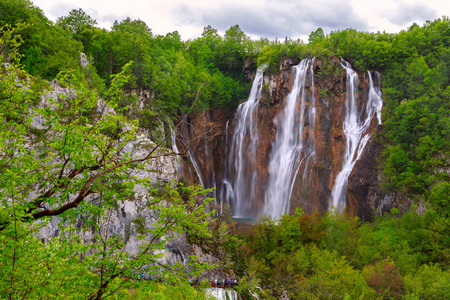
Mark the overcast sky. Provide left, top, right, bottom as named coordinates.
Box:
left=32, top=0, right=450, bottom=41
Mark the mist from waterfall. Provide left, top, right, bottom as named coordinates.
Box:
left=262, top=58, right=316, bottom=218
left=330, top=60, right=383, bottom=212
left=223, top=64, right=267, bottom=218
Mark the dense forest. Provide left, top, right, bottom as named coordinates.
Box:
left=0, top=0, right=449, bottom=299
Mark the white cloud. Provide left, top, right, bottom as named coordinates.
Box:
left=31, top=0, right=450, bottom=40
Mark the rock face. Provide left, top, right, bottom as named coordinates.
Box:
left=79, top=52, right=89, bottom=68
left=22, top=56, right=228, bottom=279
left=34, top=80, right=196, bottom=267
left=346, top=132, right=392, bottom=220
left=179, top=56, right=389, bottom=221
left=36, top=124, right=188, bottom=264
left=178, top=109, right=235, bottom=213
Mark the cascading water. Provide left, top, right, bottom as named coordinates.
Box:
left=262, top=58, right=316, bottom=218
left=206, top=288, right=242, bottom=300
left=249, top=289, right=260, bottom=299
left=368, top=71, right=383, bottom=125
left=329, top=60, right=383, bottom=211
left=223, top=64, right=267, bottom=218
left=181, top=118, right=206, bottom=188
left=183, top=57, right=383, bottom=219
left=219, top=121, right=231, bottom=215
left=170, top=128, right=183, bottom=175
left=203, top=112, right=219, bottom=209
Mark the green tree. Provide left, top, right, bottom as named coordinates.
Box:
left=308, top=27, right=325, bottom=44
left=110, top=18, right=154, bottom=87
left=219, top=24, right=249, bottom=73
left=56, top=8, right=97, bottom=36
left=56, top=8, right=98, bottom=53
left=403, top=264, right=450, bottom=299
left=428, top=182, right=450, bottom=217
left=0, top=27, right=212, bottom=299
left=0, top=0, right=83, bottom=79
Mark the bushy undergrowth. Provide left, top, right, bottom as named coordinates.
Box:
left=220, top=207, right=449, bottom=299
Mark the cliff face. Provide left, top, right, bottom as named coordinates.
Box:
left=346, top=133, right=393, bottom=220
left=179, top=57, right=389, bottom=221
left=34, top=78, right=199, bottom=267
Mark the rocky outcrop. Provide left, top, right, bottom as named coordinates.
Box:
left=180, top=56, right=389, bottom=221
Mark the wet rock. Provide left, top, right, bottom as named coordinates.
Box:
left=346, top=130, right=391, bottom=221
left=181, top=56, right=391, bottom=220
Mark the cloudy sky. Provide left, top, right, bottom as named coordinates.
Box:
left=32, top=0, right=450, bottom=41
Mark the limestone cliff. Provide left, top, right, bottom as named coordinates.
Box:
left=32, top=61, right=206, bottom=269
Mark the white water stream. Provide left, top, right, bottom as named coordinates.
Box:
left=329, top=60, right=383, bottom=211
left=262, top=58, right=316, bottom=218
left=170, top=128, right=183, bottom=175
left=224, top=65, right=267, bottom=217
left=206, top=288, right=242, bottom=300
left=184, top=58, right=382, bottom=219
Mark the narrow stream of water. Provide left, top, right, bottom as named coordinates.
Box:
left=262, top=58, right=316, bottom=218
left=330, top=61, right=383, bottom=211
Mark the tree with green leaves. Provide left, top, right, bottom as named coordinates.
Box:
left=0, top=0, right=84, bottom=79
left=56, top=8, right=98, bottom=54
left=0, top=26, right=214, bottom=299
left=220, top=24, right=249, bottom=73
left=56, top=8, right=97, bottom=36
left=308, top=27, right=325, bottom=44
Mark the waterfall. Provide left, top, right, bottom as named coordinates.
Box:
left=186, top=148, right=205, bottom=187
left=329, top=61, right=383, bottom=211
left=203, top=112, right=219, bottom=210
left=249, top=289, right=260, bottom=299
left=181, top=119, right=206, bottom=188
left=170, top=129, right=183, bottom=175
left=206, top=288, right=242, bottom=300
left=368, top=71, right=383, bottom=125
left=220, top=121, right=231, bottom=215
left=171, top=130, right=179, bottom=154
left=262, top=58, right=316, bottom=218
left=223, top=64, right=267, bottom=218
